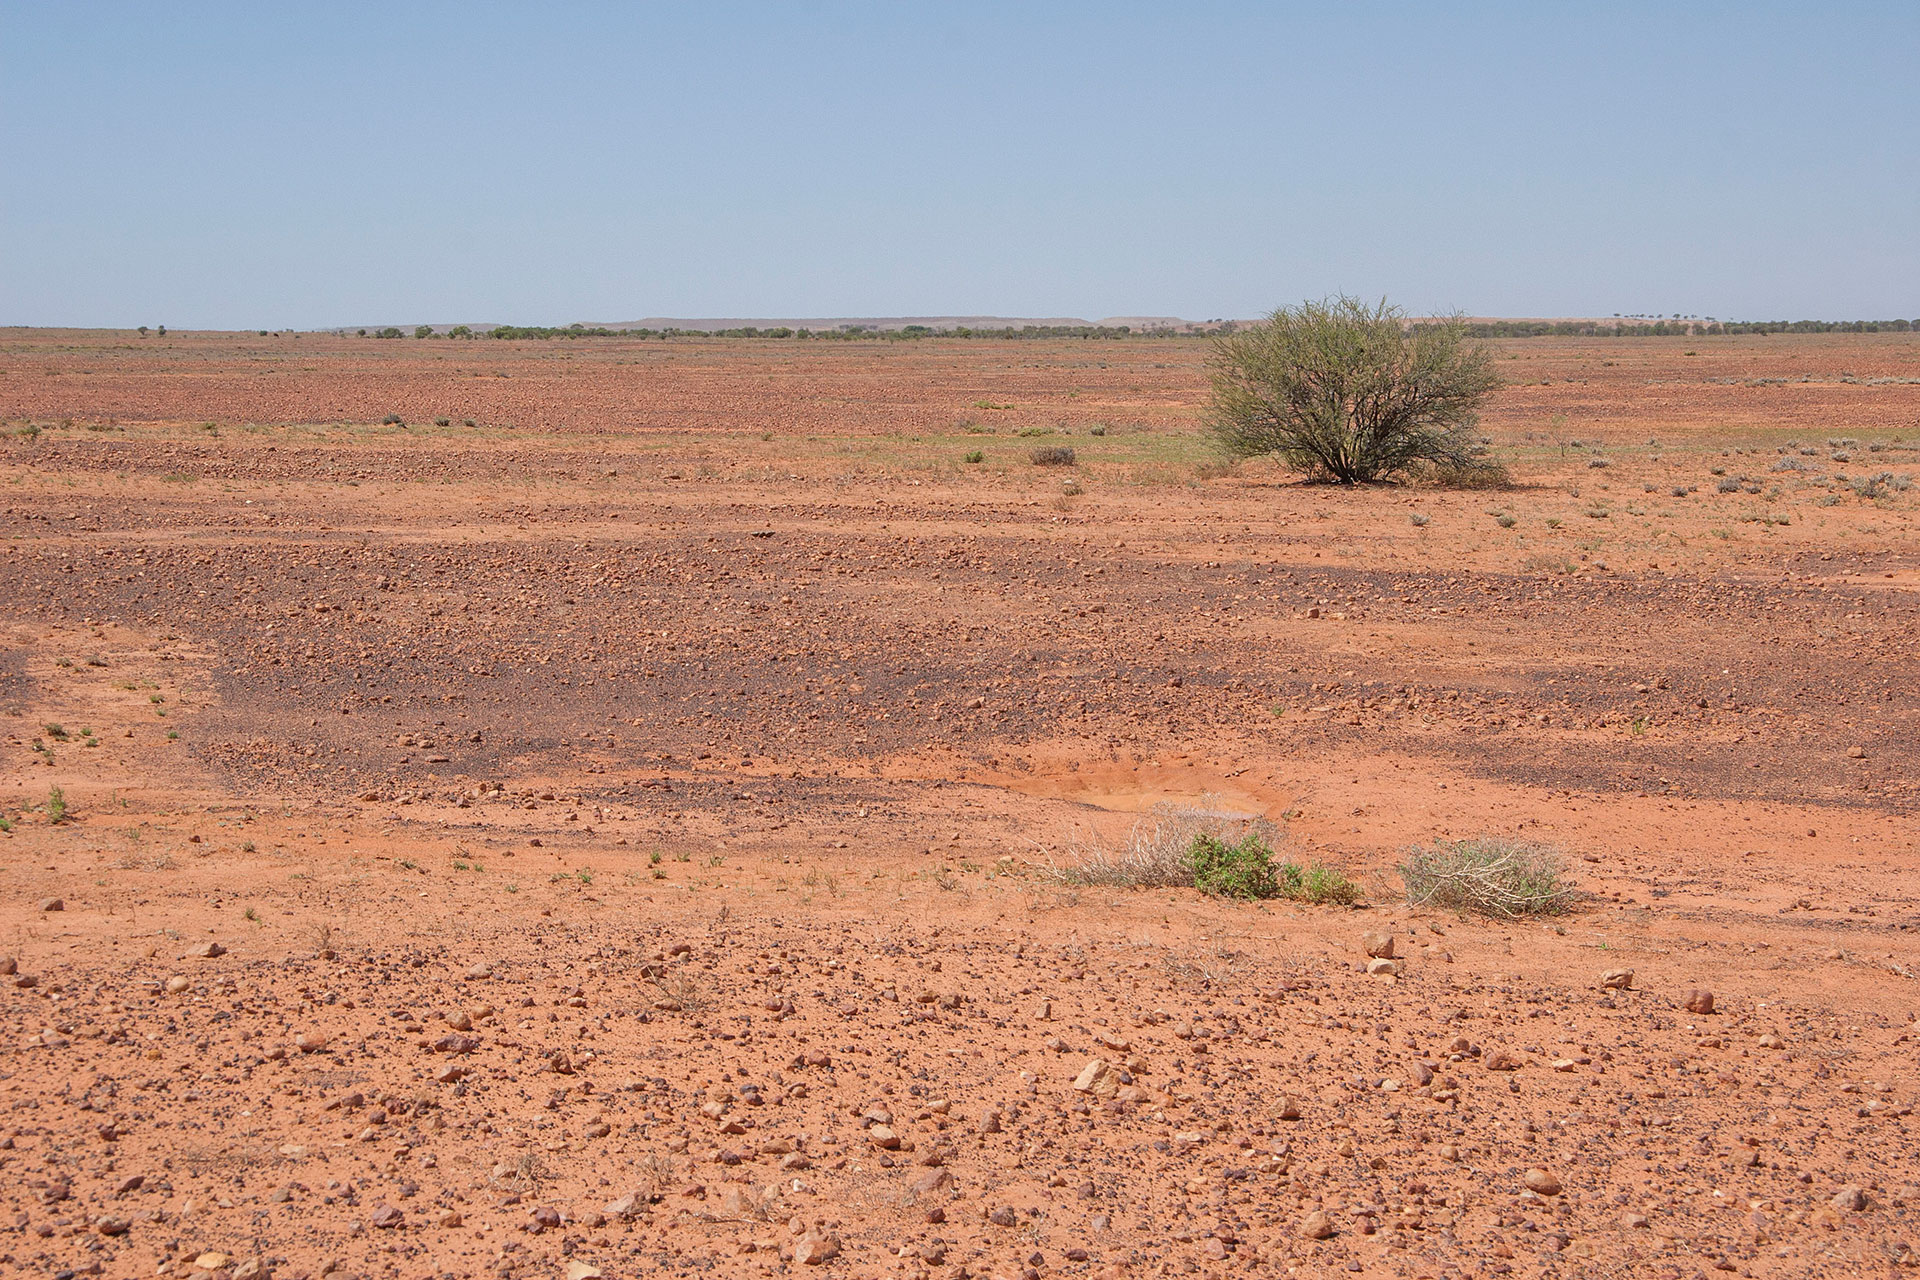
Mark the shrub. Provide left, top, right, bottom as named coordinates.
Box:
left=1051, top=802, right=1356, bottom=904
left=1208, top=297, right=1501, bottom=484
left=1030, top=446, right=1076, bottom=466
left=1088, top=425, right=1107, bottom=436
left=381, top=413, right=404, bottom=426
left=1400, top=837, right=1575, bottom=917
left=964, top=449, right=984, bottom=464
left=414, top=325, right=433, bottom=339
left=46, top=785, right=67, bottom=825
left=433, top=416, right=451, bottom=427
left=1188, top=833, right=1278, bottom=900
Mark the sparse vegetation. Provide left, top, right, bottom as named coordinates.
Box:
left=1400, top=837, right=1576, bottom=917
left=46, top=785, right=68, bottom=825
left=1053, top=802, right=1356, bottom=904
left=1030, top=445, right=1075, bottom=466
left=1207, top=297, right=1502, bottom=484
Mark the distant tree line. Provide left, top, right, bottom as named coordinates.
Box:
left=1461, top=318, right=1916, bottom=338
left=341, top=317, right=1918, bottom=342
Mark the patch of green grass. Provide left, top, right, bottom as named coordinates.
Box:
left=964, top=449, right=984, bottom=464
left=46, top=786, right=67, bottom=824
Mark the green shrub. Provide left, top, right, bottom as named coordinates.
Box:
left=1030, top=445, right=1076, bottom=466
left=1188, top=833, right=1279, bottom=900
left=1209, top=296, right=1501, bottom=484
left=964, top=449, right=984, bottom=464
left=46, top=785, right=67, bottom=824
left=1400, top=837, right=1575, bottom=917
left=1279, top=861, right=1362, bottom=905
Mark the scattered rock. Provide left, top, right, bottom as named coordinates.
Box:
left=1300, top=1209, right=1334, bottom=1239
left=1362, top=932, right=1395, bottom=959
left=1684, top=989, right=1715, bottom=1015
left=793, top=1231, right=841, bottom=1265
left=1366, top=958, right=1399, bottom=977
left=1485, top=1049, right=1522, bottom=1071
left=1073, top=1058, right=1121, bottom=1099
left=1600, top=968, right=1634, bottom=990
left=294, top=1031, right=329, bottom=1054
left=190, top=940, right=227, bottom=958
left=1524, top=1169, right=1562, bottom=1196
left=1832, top=1186, right=1868, bottom=1212
left=38, top=898, right=63, bottom=913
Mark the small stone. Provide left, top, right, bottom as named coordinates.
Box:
left=1485, top=1049, right=1522, bottom=1071
left=793, top=1231, right=841, bottom=1265
left=1523, top=1169, right=1562, bottom=1196
left=93, top=1215, right=130, bottom=1236
left=1624, top=1212, right=1650, bottom=1229
left=196, top=1254, right=233, bottom=1271
left=38, top=898, right=63, bottom=913
left=165, top=975, right=192, bottom=995
left=1758, top=1033, right=1786, bottom=1050
left=0, top=957, right=13, bottom=975
left=190, top=940, right=226, bottom=958
left=1276, top=1096, right=1302, bottom=1121
left=988, top=1206, right=1018, bottom=1227
left=909, top=1167, right=953, bottom=1195
left=1366, top=958, right=1399, bottom=977
left=565, top=1264, right=603, bottom=1280
left=604, top=1194, right=641, bottom=1220
left=465, top=961, right=494, bottom=980
left=867, top=1124, right=901, bottom=1149
left=1685, top=989, right=1715, bottom=1015
left=1848, top=745, right=1866, bottom=759
left=1299, top=1209, right=1334, bottom=1239
left=1831, top=1186, right=1868, bottom=1212
left=1600, top=968, right=1634, bottom=990
left=1361, top=932, right=1395, bottom=959
left=437, top=1209, right=463, bottom=1227
left=1073, top=1058, right=1121, bottom=1099
left=294, top=1031, right=329, bottom=1054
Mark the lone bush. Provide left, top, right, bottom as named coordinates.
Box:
left=1030, top=445, right=1076, bottom=466
left=1400, top=837, right=1575, bottom=917
left=1208, top=296, right=1501, bottom=484
left=1188, top=833, right=1279, bottom=900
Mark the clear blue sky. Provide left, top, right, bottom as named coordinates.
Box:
left=3, top=2, right=1915, bottom=328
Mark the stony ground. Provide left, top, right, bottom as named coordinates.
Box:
left=1, top=330, right=1918, bottom=1280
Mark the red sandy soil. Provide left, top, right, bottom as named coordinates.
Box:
left=0, top=330, right=1918, bottom=1280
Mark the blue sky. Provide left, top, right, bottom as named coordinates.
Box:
left=3, top=2, right=1915, bottom=327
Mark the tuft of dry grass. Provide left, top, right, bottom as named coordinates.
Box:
left=1400, top=836, right=1576, bottom=917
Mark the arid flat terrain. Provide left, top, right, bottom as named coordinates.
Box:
left=2, top=329, right=1919, bottom=1280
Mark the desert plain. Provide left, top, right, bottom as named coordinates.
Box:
left=1, top=328, right=1919, bottom=1280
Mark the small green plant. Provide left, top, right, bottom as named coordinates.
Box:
left=0, top=817, right=12, bottom=833
left=240, top=840, right=255, bottom=852
left=453, top=859, right=471, bottom=871
left=964, top=449, right=984, bottom=464
left=1495, top=513, right=1516, bottom=528
left=1030, top=445, right=1076, bottom=466
left=44, top=723, right=69, bottom=741
left=1399, top=837, right=1575, bottom=917
left=674, top=849, right=691, bottom=863
left=46, top=786, right=68, bottom=824
left=1544, top=517, right=1561, bottom=528
left=576, top=869, right=593, bottom=885
left=381, top=413, right=404, bottom=425
left=1409, top=512, right=1430, bottom=526
left=397, top=858, right=418, bottom=870
left=244, top=906, right=259, bottom=922
left=648, top=850, right=662, bottom=866
left=434, top=416, right=451, bottom=427
left=1279, top=862, right=1362, bottom=906
left=1187, top=833, right=1279, bottom=900
left=506, top=882, right=519, bottom=893
left=166, top=729, right=179, bottom=740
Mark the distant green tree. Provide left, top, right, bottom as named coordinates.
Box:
left=1208, top=297, right=1500, bottom=484
left=415, top=324, right=433, bottom=339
